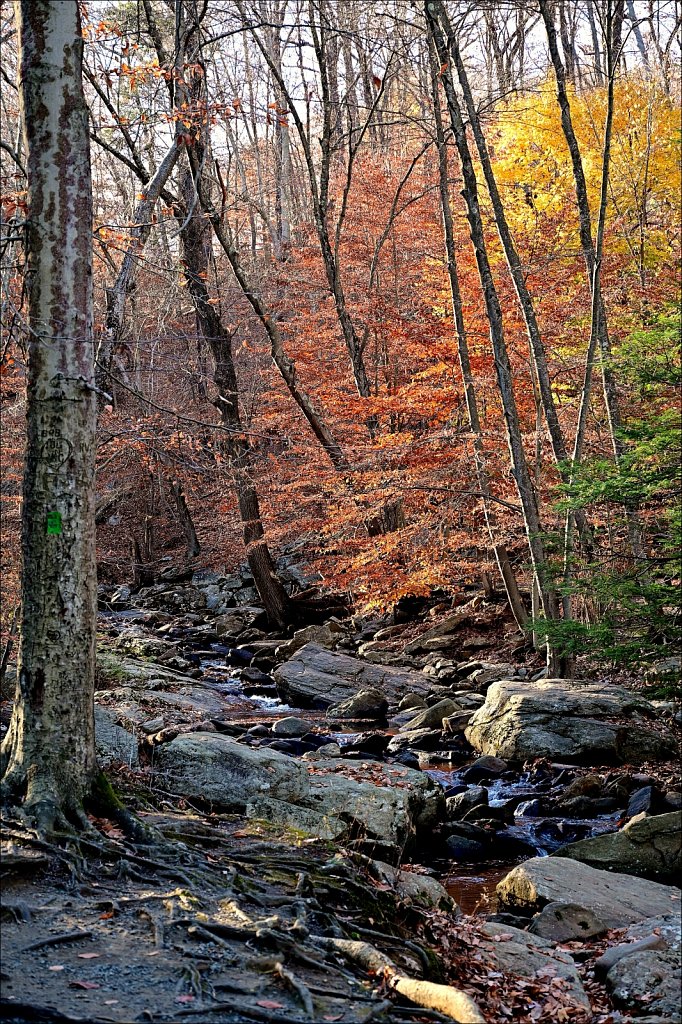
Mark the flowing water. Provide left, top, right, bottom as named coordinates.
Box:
left=101, top=611, right=623, bottom=912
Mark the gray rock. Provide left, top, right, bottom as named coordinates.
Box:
left=96, top=650, right=200, bottom=688
left=276, top=621, right=347, bottom=659
left=528, top=902, right=608, bottom=941
left=607, top=947, right=681, bottom=1018
left=466, top=678, right=675, bottom=763
left=515, top=798, right=543, bottom=817
left=369, top=860, right=454, bottom=909
left=443, top=711, right=475, bottom=734
left=109, top=584, right=131, bottom=608
left=398, top=693, right=428, bottom=712
left=215, top=607, right=264, bottom=637
left=327, top=688, right=388, bottom=721
left=479, top=922, right=589, bottom=1007
left=446, top=833, right=487, bottom=859
left=461, top=755, right=508, bottom=782
left=452, top=691, right=486, bottom=707
left=401, top=697, right=461, bottom=732
left=626, top=913, right=681, bottom=950
left=497, top=857, right=682, bottom=928
left=446, top=786, right=488, bottom=819
left=153, top=733, right=310, bottom=809
left=94, top=706, right=139, bottom=767
left=248, top=757, right=443, bottom=854
left=140, top=717, right=165, bottom=734
left=386, top=728, right=441, bottom=753
left=553, top=811, right=681, bottom=883
left=275, top=643, right=429, bottom=708
left=302, top=742, right=342, bottom=760
left=246, top=725, right=270, bottom=738
left=467, top=663, right=517, bottom=690
left=627, top=785, right=655, bottom=817
left=402, top=608, right=471, bottom=654
left=202, top=585, right=237, bottom=614
left=271, top=716, right=313, bottom=738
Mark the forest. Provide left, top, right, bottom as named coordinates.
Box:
left=0, top=1, right=680, bottom=1023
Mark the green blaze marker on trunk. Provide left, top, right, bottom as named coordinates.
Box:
left=46, top=510, right=62, bottom=535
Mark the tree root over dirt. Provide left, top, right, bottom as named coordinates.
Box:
left=319, top=938, right=486, bottom=1023
left=1, top=806, right=483, bottom=1023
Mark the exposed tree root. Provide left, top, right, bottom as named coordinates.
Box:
left=319, top=938, right=486, bottom=1024
left=0, top=1000, right=86, bottom=1023
left=174, top=999, right=394, bottom=1023
left=348, top=923, right=436, bottom=977
left=272, top=961, right=315, bottom=1016
left=21, top=930, right=93, bottom=953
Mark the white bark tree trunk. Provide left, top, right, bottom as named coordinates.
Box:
left=1, top=0, right=98, bottom=829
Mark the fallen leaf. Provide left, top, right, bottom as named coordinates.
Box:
left=256, top=1000, right=284, bottom=1009
left=77, top=953, right=101, bottom=959
left=175, top=995, right=195, bottom=1003
left=69, top=980, right=100, bottom=990
left=104, top=1000, right=119, bottom=1006
left=48, top=965, right=65, bottom=972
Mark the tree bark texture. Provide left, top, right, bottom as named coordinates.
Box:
left=1, top=0, right=98, bottom=826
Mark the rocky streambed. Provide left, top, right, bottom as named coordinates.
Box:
left=5, top=573, right=679, bottom=1022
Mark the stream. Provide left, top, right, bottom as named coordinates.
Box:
left=100, top=609, right=624, bottom=913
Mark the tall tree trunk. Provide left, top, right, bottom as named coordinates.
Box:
left=426, top=2, right=559, bottom=634
left=440, top=8, right=593, bottom=560
left=1, top=0, right=98, bottom=827
left=339, top=5, right=359, bottom=139
left=237, top=0, right=378, bottom=431
left=189, top=159, right=350, bottom=474
left=428, top=40, right=528, bottom=631
left=626, top=0, right=650, bottom=68
left=179, top=168, right=293, bottom=629
left=540, top=0, right=646, bottom=571
left=170, top=479, right=201, bottom=559
left=586, top=0, right=605, bottom=84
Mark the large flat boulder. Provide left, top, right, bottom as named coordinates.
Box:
left=479, top=923, right=589, bottom=1007
left=256, top=756, right=441, bottom=848
left=553, top=811, right=681, bottom=883
left=247, top=758, right=442, bottom=856
left=497, top=857, right=681, bottom=929
left=153, top=733, right=310, bottom=808
left=274, top=643, right=429, bottom=708
left=465, top=678, right=675, bottom=764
